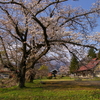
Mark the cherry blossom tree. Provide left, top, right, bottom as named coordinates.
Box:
left=59, top=66, right=69, bottom=77
left=0, top=0, right=100, bottom=88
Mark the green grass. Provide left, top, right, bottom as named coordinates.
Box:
left=0, top=79, right=100, bottom=100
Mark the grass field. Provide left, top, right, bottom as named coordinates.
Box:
left=0, top=78, right=100, bottom=100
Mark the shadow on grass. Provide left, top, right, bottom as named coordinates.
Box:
left=37, top=80, right=100, bottom=90
left=1, top=80, right=100, bottom=92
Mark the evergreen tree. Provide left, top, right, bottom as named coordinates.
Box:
left=87, top=48, right=96, bottom=59
left=70, top=56, right=79, bottom=73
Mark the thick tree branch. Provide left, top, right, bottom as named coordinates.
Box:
left=49, top=39, right=98, bottom=50
left=60, top=9, right=100, bottom=27
left=0, top=6, right=24, bottom=40
left=62, top=43, right=91, bottom=71
left=0, top=52, right=4, bottom=65
left=27, top=46, right=50, bottom=70
left=62, top=43, right=78, bottom=58
left=0, top=27, right=21, bottom=41
left=0, top=36, right=10, bottom=63
left=0, top=36, right=15, bottom=71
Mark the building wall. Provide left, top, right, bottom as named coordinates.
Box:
left=94, top=64, right=100, bottom=77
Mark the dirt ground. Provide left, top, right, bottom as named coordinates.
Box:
left=41, top=80, right=100, bottom=90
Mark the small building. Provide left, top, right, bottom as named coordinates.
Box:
left=75, top=58, right=100, bottom=78
left=50, top=69, right=58, bottom=78
left=47, top=72, right=52, bottom=79
left=0, top=68, right=11, bottom=79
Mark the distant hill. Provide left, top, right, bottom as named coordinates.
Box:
left=48, top=60, right=70, bottom=71
left=34, top=58, right=70, bottom=71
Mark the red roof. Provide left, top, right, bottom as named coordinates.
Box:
left=0, top=70, right=11, bottom=73
left=77, top=58, right=100, bottom=72
left=0, top=68, right=11, bottom=73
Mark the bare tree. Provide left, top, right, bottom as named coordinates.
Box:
left=0, top=0, right=100, bottom=88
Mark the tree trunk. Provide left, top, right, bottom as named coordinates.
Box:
left=17, top=67, right=26, bottom=88
left=26, top=68, right=36, bottom=83
left=29, top=72, right=36, bottom=83
left=29, top=76, right=34, bottom=83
